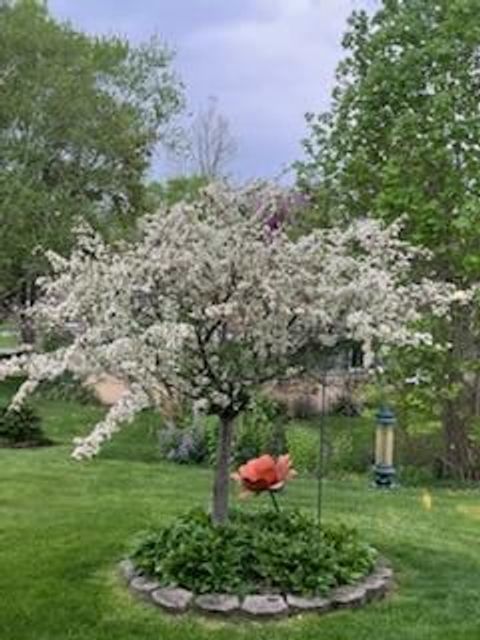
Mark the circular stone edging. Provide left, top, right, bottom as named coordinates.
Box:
left=119, top=558, right=394, bottom=619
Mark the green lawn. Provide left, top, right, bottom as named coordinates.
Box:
left=1, top=380, right=479, bottom=640
left=0, top=325, right=18, bottom=349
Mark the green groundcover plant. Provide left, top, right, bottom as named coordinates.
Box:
left=130, top=508, right=376, bottom=596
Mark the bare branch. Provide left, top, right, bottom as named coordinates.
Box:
left=186, top=97, right=237, bottom=179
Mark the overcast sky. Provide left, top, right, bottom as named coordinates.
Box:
left=49, top=0, right=373, bottom=182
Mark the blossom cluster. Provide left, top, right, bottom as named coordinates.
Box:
left=0, top=183, right=462, bottom=458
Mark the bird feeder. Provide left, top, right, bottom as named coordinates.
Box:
left=374, top=406, right=396, bottom=488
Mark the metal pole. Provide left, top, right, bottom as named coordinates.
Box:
left=317, top=374, right=327, bottom=526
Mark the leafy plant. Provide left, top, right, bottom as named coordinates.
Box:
left=0, top=405, right=48, bottom=446
left=158, top=395, right=287, bottom=468
left=131, top=508, right=376, bottom=596
left=286, top=426, right=318, bottom=474
left=233, top=394, right=286, bottom=465
left=158, top=424, right=209, bottom=465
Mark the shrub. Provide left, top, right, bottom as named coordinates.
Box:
left=156, top=401, right=378, bottom=480
left=131, top=508, right=376, bottom=596
left=158, top=394, right=287, bottom=467
left=395, top=428, right=444, bottom=482
left=158, top=424, right=209, bottom=464
left=327, top=417, right=374, bottom=475
left=286, top=426, right=318, bottom=473
left=0, top=405, right=48, bottom=446
left=233, top=394, right=286, bottom=465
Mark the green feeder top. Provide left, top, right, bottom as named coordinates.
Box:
left=376, top=406, right=396, bottom=427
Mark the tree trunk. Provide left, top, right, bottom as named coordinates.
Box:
left=441, top=374, right=480, bottom=481
left=18, top=279, right=36, bottom=344
left=440, top=313, right=480, bottom=481
left=441, top=399, right=476, bottom=481
left=19, top=312, right=35, bottom=344
left=212, top=414, right=235, bottom=525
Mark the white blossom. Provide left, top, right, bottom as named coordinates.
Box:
left=71, top=384, right=149, bottom=459
left=0, top=183, right=463, bottom=458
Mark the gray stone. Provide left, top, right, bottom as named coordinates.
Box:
left=362, top=574, right=387, bottom=601
left=151, top=587, right=193, bottom=613
left=332, top=584, right=367, bottom=609
left=195, top=593, right=240, bottom=615
left=119, top=559, right=137, bottom=584
left=375, top=558, right=392, bottom=574
left=130, top=575, right=160, bottom=596
left=241, top=594, right=288, bottom=618
left=374, top=565, right=393, bottom=580
left=286, top=594, right=332, bottom=614
left=373, top=565, right=394, bottom=591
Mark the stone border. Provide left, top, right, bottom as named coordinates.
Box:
left=119, top=558, right=393, bottom=620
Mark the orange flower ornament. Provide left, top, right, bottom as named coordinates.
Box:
left=232, top=454, right=296, bottom=494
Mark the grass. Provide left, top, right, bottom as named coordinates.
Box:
left=0, top=325, right=18, bottom=349
left=286, top=413, right=374, bottom=476
left=1, top=379, right=480, bottom=639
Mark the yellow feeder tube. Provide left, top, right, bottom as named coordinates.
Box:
left=374, top=407, right=396, bottom=487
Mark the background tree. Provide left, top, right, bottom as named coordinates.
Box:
left=297, top=0, right=480, bottom=479
left=0, top=0, right=183, bottom=327
left=0, top=183, right=456, bottom=524
left=173, top=97, right=237, bottom=180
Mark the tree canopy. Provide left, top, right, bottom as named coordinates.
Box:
left=0, top=0, right=183, bottom=309
left=298, top=0, right=480, bottom=272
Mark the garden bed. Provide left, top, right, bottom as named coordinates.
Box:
left=122, top=508, right=392, bottom=619
left=120, top=556, right=393, bottom=619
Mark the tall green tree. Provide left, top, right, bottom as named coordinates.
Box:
left=0, top=0, right=183, bottom=320
left=298, top=0, right=480, bottom=479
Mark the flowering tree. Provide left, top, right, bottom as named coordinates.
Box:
left=0, top=183, right=459, bottom=523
